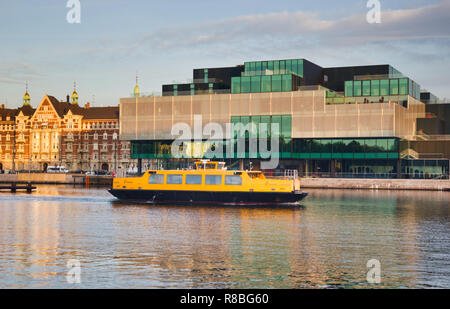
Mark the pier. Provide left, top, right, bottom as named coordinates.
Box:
left=0, top=183, right=36, bottom=193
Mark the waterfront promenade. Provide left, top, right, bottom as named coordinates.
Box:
left=0, top=174, right=449, bottom=191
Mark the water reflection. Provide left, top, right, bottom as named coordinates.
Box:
left=0, top=186, right=448, bottom=288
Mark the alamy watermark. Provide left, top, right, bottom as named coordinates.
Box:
left=171, top=115, right=280, bottom=170
left=66, top=259, right=81, bottom=284
left=367, top=0, right=382, bottom=24
left=66, top=0, right=81, bottom=24
left=366, top=259, right=381, bottom=284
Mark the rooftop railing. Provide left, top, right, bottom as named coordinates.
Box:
left=353, top=74, right=404, bottom=81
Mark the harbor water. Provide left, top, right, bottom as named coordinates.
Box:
left=0, top=186, right=448, bottom=288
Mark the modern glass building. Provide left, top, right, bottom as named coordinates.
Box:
left=121, top=58, right=449, bottom=179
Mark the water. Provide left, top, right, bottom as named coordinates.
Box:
left=0, top=186, right=448, bottom=288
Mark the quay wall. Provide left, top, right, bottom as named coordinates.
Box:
left=301, top=178, right=450, bottom=191
left=0, top=174, right=112, bottom=186
left=0, top=174, right=448, bottom=191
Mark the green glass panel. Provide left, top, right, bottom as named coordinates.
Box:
left=260, top=116, right=271, bottom=138
left=250, top=62, right=256, bottom=73
left=282, top=75, right=292, bottom=92
left=262, top=62, right=267, bottom=73
left=282, top=138, right=291, bottom=158
left=390, top=79, right=399, bottom=95
left=231, top=116, right=240, bottom=139
left=364, top=139, right=377, bottom=153
left=250, top=116, right=260, bottom=139
left=363, top=80, right=371, bottom=96
left=380, top=79, right=389, bottom=96
left=342, top=153, right=353, bottom=159
left=280, top=60, right=285, bottom=73
left=272, top=75, right=282, bottom=92
left=387, top=139, right=398, bottom=152
left=281, top=115, right=291, bottom=138
left=251, top=76, right=261, bottom=93
left=399, top=78, right=408, bottom=95
left=345, top=81, right=353, bottom=97
left=376, top=139, right=388, bottom=152
left=231, top=77, right=241, bottom=94
left=388, top=153, right=399, bottom=159
left=245, top=62, right=250, bottom=73
left=286, top=60, right=292, bottom=73
left=376, top=153, right=388, bottom=159
left=332, top=152, right=343, bottom=159
left=310, top=140, right=322, bottom=153
left=256, top=62, right=262, bottom=74
left=353, top=81, right=362, bottom=96
left=272, top=115, right=281, bottom=139
left=371, top=80, right=380, bottom=96
left=331, top=139, right=344, bottom=153
left=291, top=59, right=298, bottom=75
left=268, top=61, right=274, bottom=73
left=323, top=139, right=333, bottom=153
left=274, top=61, right=280, bottom=75
left=241, top=116, right=250, bottom=139
left=261, top=75, right=272, bottom=92
left=241, top=76, right=251, bottom=93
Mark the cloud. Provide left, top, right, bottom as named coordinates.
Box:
left=133, top=0, right=450, bottom=52
left=0, top=62, right=43, bottom=85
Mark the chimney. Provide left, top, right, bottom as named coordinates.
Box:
left=67, top=95, right=70, bottom=103
left=85, top=102, right=90, bottom=109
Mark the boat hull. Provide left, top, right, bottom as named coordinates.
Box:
left=108, top=189, right=308, bottom=206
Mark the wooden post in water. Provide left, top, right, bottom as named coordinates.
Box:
left=26, top=182, right=33, bottom=194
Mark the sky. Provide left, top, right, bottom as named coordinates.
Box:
left=1, top=0, right=450, bottom=108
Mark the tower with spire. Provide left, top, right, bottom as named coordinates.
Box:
left=134, top=73, right=140, bottom=98
left=71, top=81, right=79, bottom=105
left=23, top=82, right=31, bottom=106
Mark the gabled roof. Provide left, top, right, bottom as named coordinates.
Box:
left=0, top=108, right=18, bottom=121
left=46, top=95, right=119, bottom=120
left=0, top=95, right=119, bottom=122
left=17, top=105, right=36, bottom=117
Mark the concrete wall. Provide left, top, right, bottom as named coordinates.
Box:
left=301, top=178, right=450, bottom=191
left=0, top=173, right=73, bottom=184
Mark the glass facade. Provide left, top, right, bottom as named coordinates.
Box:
left=344, top=78, right=420, bottom=99
left=244, top=59, right=304, bottom=77
left=131, top=137, right=399, bottom=160
left=232, top=74, right=296, bottom=94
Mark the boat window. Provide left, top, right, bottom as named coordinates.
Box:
left=205, top=175, right=222, bottom=185
left=225, top=175, right=242, bottom=185
left=186, top=175, right=202, bottom=185
left=148, top=174, right=164, bottom=184
left=167, top=175, right=183, bottom=184
left=206, top=163, right=216, bottom=169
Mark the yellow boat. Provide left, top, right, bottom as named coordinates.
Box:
left=108, top=161, right=308, bottom=206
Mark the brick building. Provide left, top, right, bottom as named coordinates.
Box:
left=0, top=88, right=136, bottom=173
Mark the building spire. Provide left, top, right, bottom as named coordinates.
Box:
left=71, top=80, right=79, bottom=105
left=23, top=81, right=31, bottom=106
left=134, top=72, right=140, bottom=98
